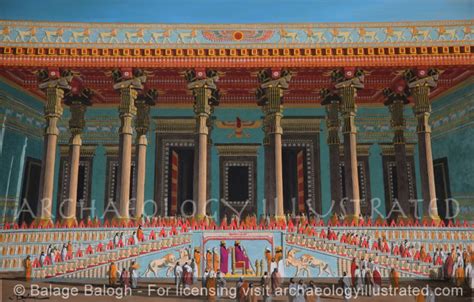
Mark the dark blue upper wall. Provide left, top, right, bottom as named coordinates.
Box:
left=0, top=0, right=471, bottom=23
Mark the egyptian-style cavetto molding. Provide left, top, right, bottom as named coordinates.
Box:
left=154, top=118, right=195, bottom=133
left=380, top=143, right=416, bottom=156
left=282, top=118, right=321, bottom=133
left=59, top=144, right=97, bottom=157
left=0, top=20, right=472, bottom=48
left=339, top=143, right=372, bottom=156
left=215, top=143, right=260, bottom=156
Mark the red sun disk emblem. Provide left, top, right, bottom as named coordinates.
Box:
left=233, top=31, right=244, bottom=41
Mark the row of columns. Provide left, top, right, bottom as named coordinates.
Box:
left=321, top=68, right=441, bottom=221
left=35, top=67, right=441, bottom=225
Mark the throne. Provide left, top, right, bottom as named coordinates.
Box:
left=231, top=247, right=247, bottom=275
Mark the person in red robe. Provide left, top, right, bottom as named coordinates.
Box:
left=444, top=253, right=454, bottom=280
left=435, top=254, right=443, bottom=265
left=373, top=266, right=382, bottom=288
left=393, top=245, right=400, bottom=256
left=424, top=253, right=432, bottom=263
left=234, top=241, right=251, bottom=269
left=372, top=240, right=379, bottom=251
left=351, top=257, right=357, bottom=286
left=341, top=233, right=347, bottom=243
left=220, top=241, right=229, bottom=274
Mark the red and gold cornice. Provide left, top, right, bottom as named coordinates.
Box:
left=0, top=46, right=472, bottom=68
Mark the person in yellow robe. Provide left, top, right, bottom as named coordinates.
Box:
left=193, top=247, right=201, bottom=276
left=206, top=250, right=213, bottom=271
left=109, top=262, right=118, bottom=286
left=455, top=265, right=465, bottom=286
left=265, top=248, right=272, bottom=273
left=420, top=246, right=427, bottom=262
left=274, top=246, right=283, bottom=263
left=213, top=248, right=220, bottom=272
left=415, top=291, right=425, bottom=302
left=206, top=271, right=217, bottom=302
left=23, top=255, right=31, bottom=282
left=136, top=226, right=144, bottom=242
left=390, top=268, right=399, bottom=288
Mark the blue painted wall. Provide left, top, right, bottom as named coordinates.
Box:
left=0, top=79, right=472, bottom=223
left=431, top=83, right=474, bottom=221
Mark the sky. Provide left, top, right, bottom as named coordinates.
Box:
left=0, top=0, right=472, bottom=23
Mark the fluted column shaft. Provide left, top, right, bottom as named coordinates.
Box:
left=117, top=87, right=138, bottom=221
left=263, top=87, right=285, bottom=218
left=388, top=99, right=411, bottom=218
left=340, top=86, right=361, bottom=217
left=194, top=87, right=211, bottom=218
left=256, top=69, right=292, bottom=219
left=134, top=95, right=154, bottom=220
left=39, top=87, right=65, bottom=223
left=412, top=85, right=438, bottom=219
left=325, top=101, right=342, bottom=214
left=63, top=100, right=87, bottom=224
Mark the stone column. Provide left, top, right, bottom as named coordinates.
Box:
left=36, top=69, right=74, bottom=225
left=134, top=89, right=157, bottom=220
left=262, top=105, right=276, bottom=216
left=62, top=88, right=92, bottom=226
left=320, top=89, right=342, bottom=215
left=256, top=69, right=292, bottom=219
left=331, top=68, right=366, bottom=220
left=383, top=87, right=411, bottom=220
left=184, top=69, right=220, bottom=219
left=111, top=69, right=147, bottom=222
left=404, top=69, right=440, bottom=220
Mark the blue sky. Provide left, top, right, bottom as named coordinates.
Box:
left=0, top=0, right=472, bottom=23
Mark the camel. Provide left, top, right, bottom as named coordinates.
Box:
left=142, top=253, right=176, bottom=277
